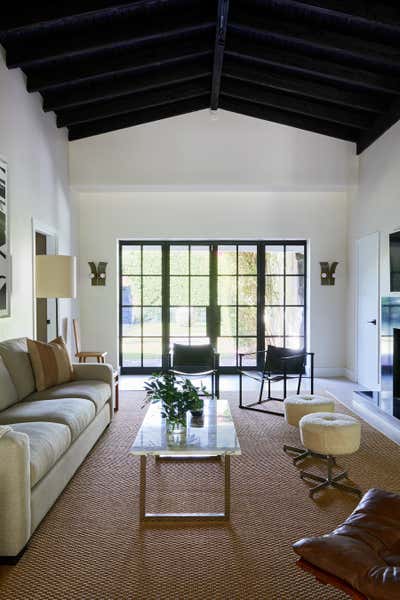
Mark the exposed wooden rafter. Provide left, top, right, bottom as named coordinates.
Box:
left=210, top=0, right=229, bottom=110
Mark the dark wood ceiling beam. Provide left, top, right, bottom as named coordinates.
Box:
left=0, top=1, right=159, bottom=33
left=42, top=60, right=212, bottom=112
left=229, top=15, right=400, bottom=73
left=210, top=0, right=230, bottom=110
left=222, top=79, right=370, bottom=129
left=26, top=37, right=212, bottom=92
left=57, top=79, right=210, bottom=127
left=223, top=58, right=388, bottom=113
left=357, top=96, right=400, bottom=154
left=225, top=38, right=400, bottom=94
left=68, top=96, right=209, bottom=140
left=220, top=96, right=359, bottom=143
left=6, top=18, right=214, bottom=69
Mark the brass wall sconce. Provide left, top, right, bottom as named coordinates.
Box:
left=89, top=261, right=107, bottom=286
left=320, top=262, right=338, bottom=285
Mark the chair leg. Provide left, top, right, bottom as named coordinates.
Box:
left=215, top=372, right=220, bottom=399
left=297, top=373, right=302, bottom=395
left=283, top=373, right=287, bottom=399
left=267, top=378, right=271, bottom=399
left=258, top=379, right=265, bottom=404
left=211, top=373, right=215, bottom=398
left=239, top=372, right=243, bottom=408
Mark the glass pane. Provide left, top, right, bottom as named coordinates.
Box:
left=238, top=307, right=257, bottom=336
left=238, top=338, right=257, bottom=366
left=170, top=307, right=189, bottom=336
left=286, top=307, right=304, bottom=337
left=190, top=276, right=209, bottom=306
left=142, top=307, right=162, bottom=336
left=221, top=306, right=236, bottom=336
left=286, top=276, right=304, bottom=305
left=143, top=338, right=162, bottom=367
left=122, top=338, right=141, bottom=367
left=143, top=245, right=161, bottom=274
left=238, top=276, right=257, bottom=305
left=238, top=245, right=257, bottom=274
left=190, top=337, right=210, bottom=345
left=285, top=337, right=305, bottom=350
left=170, top=276, right=189, bottom=305
left=190, top=245, right=209, bottom=275
left=190, top=307, right=207, bottom=336
left=218, top=337, right=236, bottom=366
left=265, top=336, right=284, bottom=350
left=142, top=276, right=162, bottom=305
left=218, top=245, right=236, bottom=274
left=122, top=276, right=141, bottom=305
left=265, top=307, right=284, bottom=336
left=170, top=245, right=189, bottom=275
left=286, top=245, right=305, bottom=274
left=265, top=276, right=284, bottom=305
left=265, top=245, right=284, bottom=274
left=122, top=307, right=141, bottom=336
left=218, top=276, right=236, bottom=305
left=122, top=245, right=141, bottom=274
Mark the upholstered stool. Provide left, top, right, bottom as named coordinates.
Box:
left=299, top=412, right=361, bottom=497
left=283, top=394, right=335, bottom=464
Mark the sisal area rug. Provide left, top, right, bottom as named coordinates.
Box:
left=1, top=391, right=400, bottom=600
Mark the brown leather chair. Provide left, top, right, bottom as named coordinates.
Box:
left=293, top=488, right=400, bottom=600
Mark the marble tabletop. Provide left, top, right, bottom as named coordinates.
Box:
left=129, top=398, right=241, bottom=457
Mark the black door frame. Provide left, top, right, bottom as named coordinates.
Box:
left=119, top=240, right=307, bottom=374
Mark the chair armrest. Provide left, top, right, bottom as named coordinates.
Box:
left=73, top=363, right=115, bottom=416
left=238, top=350, right=268, bottom=357
left=0, top=429, right=31, bottom=556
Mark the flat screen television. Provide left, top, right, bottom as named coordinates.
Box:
left=390, top=231, right=400, bottom=292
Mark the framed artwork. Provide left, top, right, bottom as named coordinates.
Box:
left=0, top=157, right=10, bottom=317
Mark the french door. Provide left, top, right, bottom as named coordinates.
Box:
left=119, top=241, right=307, bottom=374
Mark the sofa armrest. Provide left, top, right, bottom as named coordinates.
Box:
left=0, top=429, right=31, bottom=557
left=73, top=363, right=115, bottom=417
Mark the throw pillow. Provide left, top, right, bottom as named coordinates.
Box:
left=27, top=336, right=73, bottom=392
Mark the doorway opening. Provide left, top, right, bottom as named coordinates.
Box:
left=34, top=230, right=58, bottom=342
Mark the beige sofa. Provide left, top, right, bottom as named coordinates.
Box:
left=0, top=338, right=114, bottom=561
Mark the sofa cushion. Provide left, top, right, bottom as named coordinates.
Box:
left=0, top=398, right=95, bottom=441
left=28, top=380, right=111, bottom=414
left=9, top=422, right=71, bottom=487
left=27, top=337, right=73, bottom=392
left=0, top=355, right=19, bottom=410
left=0, top=338, right=35, bottom=400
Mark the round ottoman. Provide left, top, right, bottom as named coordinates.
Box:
left=283, top=394, right=335, bottom=464
left=299, top=412, right=361, bottom=497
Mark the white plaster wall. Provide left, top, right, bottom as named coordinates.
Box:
left=0, top=50, right=74, bottom=345
left=69, top=108, right=357, bottom=189
left=347, top=120, right=400, bottom=379
left=75, top=190, right=348, bottom=372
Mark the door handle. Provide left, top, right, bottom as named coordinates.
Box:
left=368, top=319, right=377, bottom=325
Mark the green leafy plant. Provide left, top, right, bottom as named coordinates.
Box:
left=144, top=372, right=209, bottom=428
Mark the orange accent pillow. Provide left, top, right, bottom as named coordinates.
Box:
left=27, top=336, right=73, bottom=392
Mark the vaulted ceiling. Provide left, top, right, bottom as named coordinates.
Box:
left=1, top=1, right=400, bottom=153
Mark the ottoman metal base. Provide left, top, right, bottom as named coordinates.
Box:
left=300, top=456, right=362, bottom=498
left=283, top=445, right=337, bottom=466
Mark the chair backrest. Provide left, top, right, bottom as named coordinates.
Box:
left=264, top=345, right=307, bottom=374
left=172, top=343, right=215, bottom=373
left=72, top=319, right=81, bottom=355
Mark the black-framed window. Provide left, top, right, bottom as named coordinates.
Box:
left=119, top=241, right=307, bottom=374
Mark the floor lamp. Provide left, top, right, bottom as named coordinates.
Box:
left=36, top=255, right=77, bottom=337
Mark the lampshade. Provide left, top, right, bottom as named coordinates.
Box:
left=36, top=255, right=77, bottom=299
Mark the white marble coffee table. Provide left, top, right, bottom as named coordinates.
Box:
left=130, top=398, right=241, bottom=521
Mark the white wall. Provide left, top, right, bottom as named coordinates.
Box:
left=347, top=120, right=400, bottom=379
left=0, top=50, right=74, bottom=344
left=75, top=190, right=349, bottom=372
left=70, top=108, right=356, bottom=189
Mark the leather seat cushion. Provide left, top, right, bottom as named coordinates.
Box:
left=10, top=421, right=71, bottom=487
left=0, top=398, right=95, bottom=441
left=27, top=380, right=111, bottom=414
left=293, top=488, right=400, bottom=600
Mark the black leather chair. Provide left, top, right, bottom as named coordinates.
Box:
left=238, top=345, right=314, bottom=416
left=169, top=343, right=220, bottom=398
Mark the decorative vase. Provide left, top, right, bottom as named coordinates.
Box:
left=166, top=416, right=187, bottom=435
left=190, top=398, right=204, bottom=417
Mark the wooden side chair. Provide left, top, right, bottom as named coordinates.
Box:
left=72, top=318, right=107, bottom=364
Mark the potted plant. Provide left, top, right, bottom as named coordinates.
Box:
left=144, top=372, right=209, bottom=434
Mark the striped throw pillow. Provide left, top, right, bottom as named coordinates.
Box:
left=27, top=337, right=73, bottom=392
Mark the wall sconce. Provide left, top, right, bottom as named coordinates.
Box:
left=320, top=262, right=338, bottom=285
left=89, top=261, right=107, bottom=286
